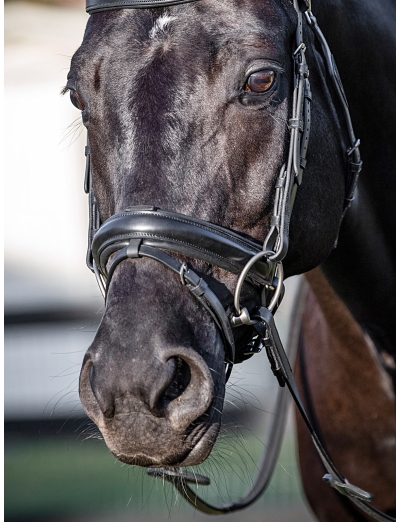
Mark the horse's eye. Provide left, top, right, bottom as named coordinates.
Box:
left=244, top=70, right=275, bottom=93
left=70, top=90, right=85, bottom=111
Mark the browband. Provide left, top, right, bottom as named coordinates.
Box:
left=91, top=206, right=274, bottom=286
left=86, top=0, right=198, bottom=14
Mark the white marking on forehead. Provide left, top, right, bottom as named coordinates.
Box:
left=149, top=14, right=176, bottom=39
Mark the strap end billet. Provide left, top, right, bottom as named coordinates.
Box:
left=146, top=467, right=211, bottom=486
left=323, top=474, right=374, bottom=502
left=347, top=138, right=361, bottom=156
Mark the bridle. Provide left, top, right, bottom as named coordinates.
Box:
left=79, top=0, right=394, bottom=520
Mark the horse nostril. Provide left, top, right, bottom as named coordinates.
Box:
left=88, top=364, right=115, bottom=419
left=162, top=351, right=214, bottom=431
left=148, top=357, right=191, bottom=414
left=89, top=365, right=95, bottom=391
left=160, top=357, right=191, bottom=409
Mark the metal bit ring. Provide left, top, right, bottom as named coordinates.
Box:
left=233, top=250, right=284, bottom=317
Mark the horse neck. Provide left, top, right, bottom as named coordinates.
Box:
left=302, top=267, right=395, bottom=429
left=321, top=187, right=395, bottom=356
left=312, top=0, right=395, bottom=234
left=297, top=267, right=396, bottom=515
left=312, top=0, right=395, bottom=355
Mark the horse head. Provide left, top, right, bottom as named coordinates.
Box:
left=68, top=0, right=349, bottom=468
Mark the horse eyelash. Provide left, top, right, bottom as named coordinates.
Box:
left=61, top=85, right=71, bottom=96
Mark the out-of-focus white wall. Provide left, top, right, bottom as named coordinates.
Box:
left=5, top=1, right=100, bottom=314
left=5, top=1, right=104, bottom=420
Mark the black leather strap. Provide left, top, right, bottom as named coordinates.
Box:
left=263, top=0, right=311, bottom=262
left=256, top=307, right=395, bottom=522
left=305, top=11, right=362, bottom=219
left=86, top=0, right=198, bottom=14
left=103, top=238, right=235, bottom=377
left=92, top=206, right=274, bottom=286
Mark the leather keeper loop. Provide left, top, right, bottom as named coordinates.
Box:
left=349, top=160, right=363, bottom=173
left=289, top=118, right=304, bottom=131
left=190, top=278, right=208, bottom=298
left=127, top=238, right=142, bottom=258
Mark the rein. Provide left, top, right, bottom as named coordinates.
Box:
left=79, top=0, right=393, bottom=520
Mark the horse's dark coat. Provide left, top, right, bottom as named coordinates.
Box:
left=317, top=0, right=396, bottom=355
left=67, top=0, right=394, bottom=470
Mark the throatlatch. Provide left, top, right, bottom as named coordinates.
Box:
left=81, top=0, right=394, bottom=519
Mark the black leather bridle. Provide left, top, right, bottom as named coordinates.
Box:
left=80, top=0, right=394, bottom=520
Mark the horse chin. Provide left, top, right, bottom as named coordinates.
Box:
left=96, top=403, right=222, bottom=468
left=108, top=421, right=220, bottom=468
left=178, top=422, right=221, bottom=466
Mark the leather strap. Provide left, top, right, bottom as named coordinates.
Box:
left=86, top=0, right=198, bottom=14
left=104, top=238, right=235, bottom=373
left=263, top=0, right=311, bottom=261
left=92, top=206, right=274, bottom=286
left=84, top=143, right=101, bottom=273
left=305, top=11, right=362, bottom=220
left=256, top=307, right=395, bottom=522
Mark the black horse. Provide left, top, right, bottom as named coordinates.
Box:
left=65, top=0, right=395, bottom=518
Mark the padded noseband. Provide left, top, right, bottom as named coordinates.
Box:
left=91, top=206, right=279, bottom=375
left=92, top=206, right=274, bottom=285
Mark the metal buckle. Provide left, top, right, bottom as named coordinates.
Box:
left=347, top=138, right=360, bottom=156
left=293, top=42, right=306, bottom=58
left=179, top=262, right=188, bottom=285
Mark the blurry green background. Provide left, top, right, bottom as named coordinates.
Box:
left=4, top=2, right=316, bottom=521
left=6, top=416, right=314, bottom=522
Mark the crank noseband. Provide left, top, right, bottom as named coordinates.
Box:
left=89, top=205, right=283, bottom=379
left=91, top=206, right=274, bottom=288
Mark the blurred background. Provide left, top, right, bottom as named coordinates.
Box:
left=4, top=2, right=316, bottom=521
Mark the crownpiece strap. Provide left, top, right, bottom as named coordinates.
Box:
left=86, top=0, right=199, bottom=14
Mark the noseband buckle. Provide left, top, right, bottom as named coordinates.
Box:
left=179, top=262, right=189, bottom=285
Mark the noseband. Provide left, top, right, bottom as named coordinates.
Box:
left=90, top=205, right=283, bottom=377
left=79, top=1, right=394, bottom=521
